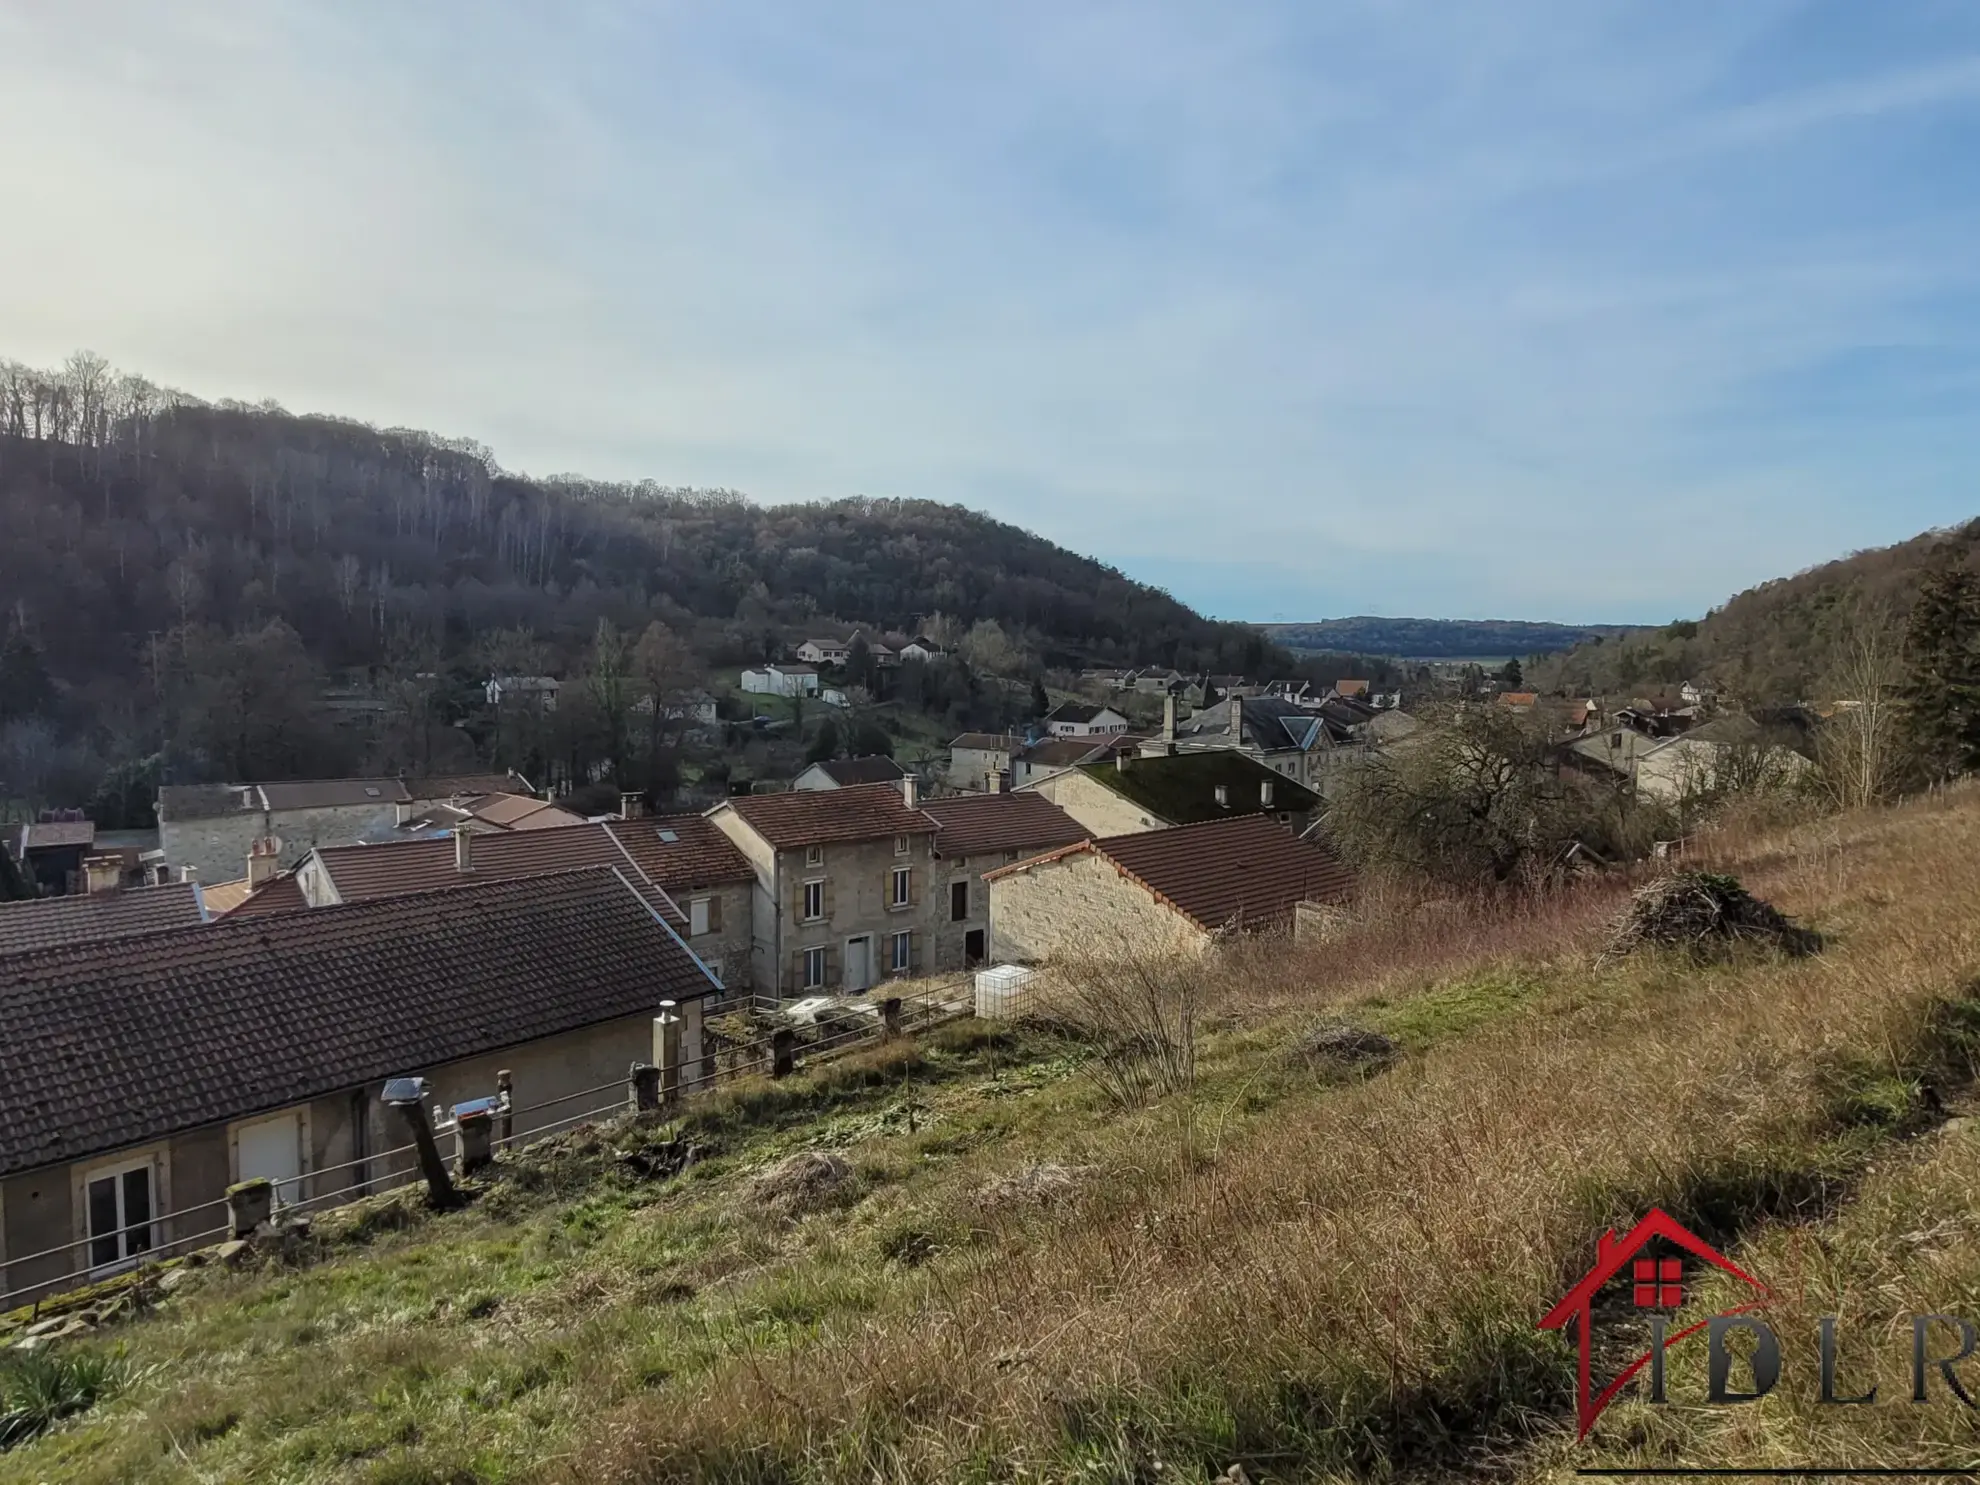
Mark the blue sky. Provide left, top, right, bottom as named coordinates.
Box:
left=2, top=2, right=1978, bottom=625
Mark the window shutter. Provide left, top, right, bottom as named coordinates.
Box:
left=907, top=866, right=919, bottom=906
left=824, top=944, right=840, bottom=987
left=788, top=948, right=804, bottom=994
left=821, top=876, right=836, bottom=922
left=910, top=931, right=924, bottom=976
left=708, top=893, right=723, bottom=933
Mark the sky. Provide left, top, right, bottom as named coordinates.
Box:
left=2, top=1, right=1978, bottom=626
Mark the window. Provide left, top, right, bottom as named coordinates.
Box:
left=86, top=1161, right=155, bottom=1270
left=704, top=956, right=724, bottom=986
left=805, top=844, right=824, bottom=867
left=889, top=930, right=912, bottom=973
left=890, top=865, right=912, bottom=909
left=1633, top=1257, right=1684, bottom=1309
left=893, top=834, right=910, bottom=856
left=802, top=880, right=824, bottom=922
left=950, top=879, right=969, bottom=922
left=803, top=946, right=827, bottom=989
left=689, top=897, right=713, bottom=936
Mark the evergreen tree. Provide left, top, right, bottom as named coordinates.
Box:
left=1030, top=677, right=1050, bottom=717
left=1898, top=564, right=1980, bottom=777
left=1499, top=658, right=1524, bottom=690
left=0, top=626, right=54, bottom=725
left=851, top=719, right=894, bottom=757
left=806, top=718, right=841, bottom=763
left=846, top=634, right=874, bottom=690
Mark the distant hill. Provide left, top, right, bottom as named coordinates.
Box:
left=1528, top=519, right=1980, bottom=703
left=1259, top=617, right=1650, bottom=661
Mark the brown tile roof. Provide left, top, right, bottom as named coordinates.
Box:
left=468, top=793, right=583, bottom=830
left=199, top=878, right=255, bottom=915
left=1019, top=736, right=1134, bottom=769
left=0, top=868, right=718, bottom=1179
left=1498, top=692, right=1539, bottom=708
left=722, top=781, right=936, bottom=850
left=810, top=756, right=906, bottom=787
left=988, top=815, right=1353, bottom=933
left=311, top=817, right=754, bottom=914
left=20, top=820, right=95, bottom=851
left=922, top=793, right=1090, bottom=862
left=1333, top=679, right=1370, bottom=696
left=259, top=778, right=411, bottom=811
left=0, top=882, right=207, bottom=957
left=226, top=873, right=309, bottom=919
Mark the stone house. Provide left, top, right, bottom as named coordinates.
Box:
left=1022, top=748, right=1321, bottom=838
left=1132, top=669, right=1186, bottom=694
left=289, top=814, right=756, bottom=991
left=985, top=814, right=1355, bottom=964
left=919, top=792, right=1090, bottom=969
left=790, top=756, right=907, bottom=792
left=157, top=779, right=412, bottom=887
left=484, top=675, right=561, bottom=712
left=1011, top=734, right=1142, bottom=788
left=1043, top=702, right=1131, bottom=738
left=708, top=778, right=946, bottom=996
left=946, top=732, right=1024, bottom=793
left=740, top=664, right=820, bottom=698
left=12, top=814, right=95, bottom=895
left=0, top=868, right=721, bottom=1307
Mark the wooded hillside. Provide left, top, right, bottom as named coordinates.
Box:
left=1261, top=616, right=1648, bottom=660
left=0, top=352, right=1285, bottom=810
left=1529, top=520, right=1979, bottom=702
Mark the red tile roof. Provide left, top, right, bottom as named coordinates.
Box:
left=0, top=882, right=207, bottom=957
left=808, top=756, right=906, bottom=786
left=0, top=868, right=718, bottom=1179
left=226, top=873, right=309, bottom=919
left=722, top=782, right=936, bottom=850
left=310, top=816, right=753, bottom=917
left=988, top=814, right=1354, bottom=933
left=921, top=793, right=1090, bottom=862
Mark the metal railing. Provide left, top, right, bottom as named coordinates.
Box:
left=0, top=980, right=975, bottom=1315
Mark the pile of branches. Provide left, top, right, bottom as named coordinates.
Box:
left=1605, top=870, right=1822, bottom=962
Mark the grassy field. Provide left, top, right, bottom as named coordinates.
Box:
left=8, top=791, right=1980, bottom=1482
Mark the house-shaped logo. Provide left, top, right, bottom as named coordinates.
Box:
left=1539, top=1209, right=1772, bottom=1438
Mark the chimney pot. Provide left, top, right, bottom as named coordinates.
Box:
left=455, top=827, right=474, bottom=873
left=900, top=774, right=919, bottom=810
left=179, top=865, right=199, bottom=885
left=1228, top=698, right=1243, bottom=738
left=1115, top=751, right=1129, bottom=773
left=247, top=838, right=279, bottom=888
left=1214, top=784, right=1229, bottom=808
left=1261, top=780, right=1274, bottom=808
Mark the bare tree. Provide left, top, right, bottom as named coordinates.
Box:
left=1813, top=600, right=1905, bottom=811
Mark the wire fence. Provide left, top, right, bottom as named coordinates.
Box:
left=0, top=978, right=978, bottom=1316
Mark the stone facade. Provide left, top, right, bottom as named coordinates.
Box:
left=676, top=881, right=754, bottom=992
left=162, top=801, right=401, bottom=887
left=988, top=848, right=1206, bottom=964
left=1026, top=769, right=1167, bottom=836
left=0, top=1007, right=702, bottom=1305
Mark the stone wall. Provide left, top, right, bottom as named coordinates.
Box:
left=772, top=834, right=943, bottom=994
left=988, top=849, right=1206, bottom=964
left=1031, top=769, right=1164, bottom=836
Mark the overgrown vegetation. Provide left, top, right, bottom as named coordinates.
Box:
left=7, top=787, right=1980, bottom=1481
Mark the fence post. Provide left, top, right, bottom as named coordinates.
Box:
left=771, top=1028, right=796, bottom=1079
left=455, top=1108, right=493, bottom=1176
left=382, top=1078, right=456, bottom=1208
left=226, top=1177, right=273, bottom=1238
left=881, top=996, right=902, bottom=1039
left=495, top=1069, right=514, bottom=1144
left=656, top=1001, right=682, bottom=1107
left=630, top=1062, right=661, bottom=1112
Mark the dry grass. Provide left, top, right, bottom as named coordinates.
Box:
left=10, top=790, right=1980, bottom=1483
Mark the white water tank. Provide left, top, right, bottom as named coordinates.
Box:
left=973, top=964, right=1036, bottom=1020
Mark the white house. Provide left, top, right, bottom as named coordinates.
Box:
left=1043, top=702, right=1131, bottom=738
left=485, top=675, right=561, bottom=712
left=797, top=639, right=851, bottom=666
left=899, top=636, right=944, bottom=662
left=740, top=664, right=821, bottom=698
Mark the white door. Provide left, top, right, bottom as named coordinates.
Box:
left=237, top=1113, right=304, bottom=1205
left=844, top=935, right=872, bottom=993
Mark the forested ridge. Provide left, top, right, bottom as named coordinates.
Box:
left=1261, top=616, right=1648, bottom=660
left=1530, top=519, right=1980, bottom=702
left=0, top=352, right=1285, bottom=812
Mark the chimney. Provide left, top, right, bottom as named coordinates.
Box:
left=1214, top=784, right=1229, bottom=809
left=990, top=769, right=1010, bottom=795
left=1261, top=780, right=1274, bottom=808
left=247, top=838, right=279, bottom=888
left=83, top=855, right=122, bottom=895
left=1228, top=698, right=1243, bottom=739
left=1162, top=694, right=1177, bottom=745
left=1115, top=751, right=1130, bottom=773
left=179, top=865, right=199, bottom=885
left=900, top=774, right=920, bottom=810
left=454, top=827, right=474, bottom=873
left=395, top=801, right=414, bottom=825
left=620, top=791, right=645, bottom=820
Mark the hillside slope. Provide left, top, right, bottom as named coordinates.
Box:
left=1532, top=518, right=1980, bottom=702
left=1261, top=616, right=1648, bottom=660
left=10, top=791, right=1980, bottom=1481
left=0, top=354, right=1283, bottom=784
